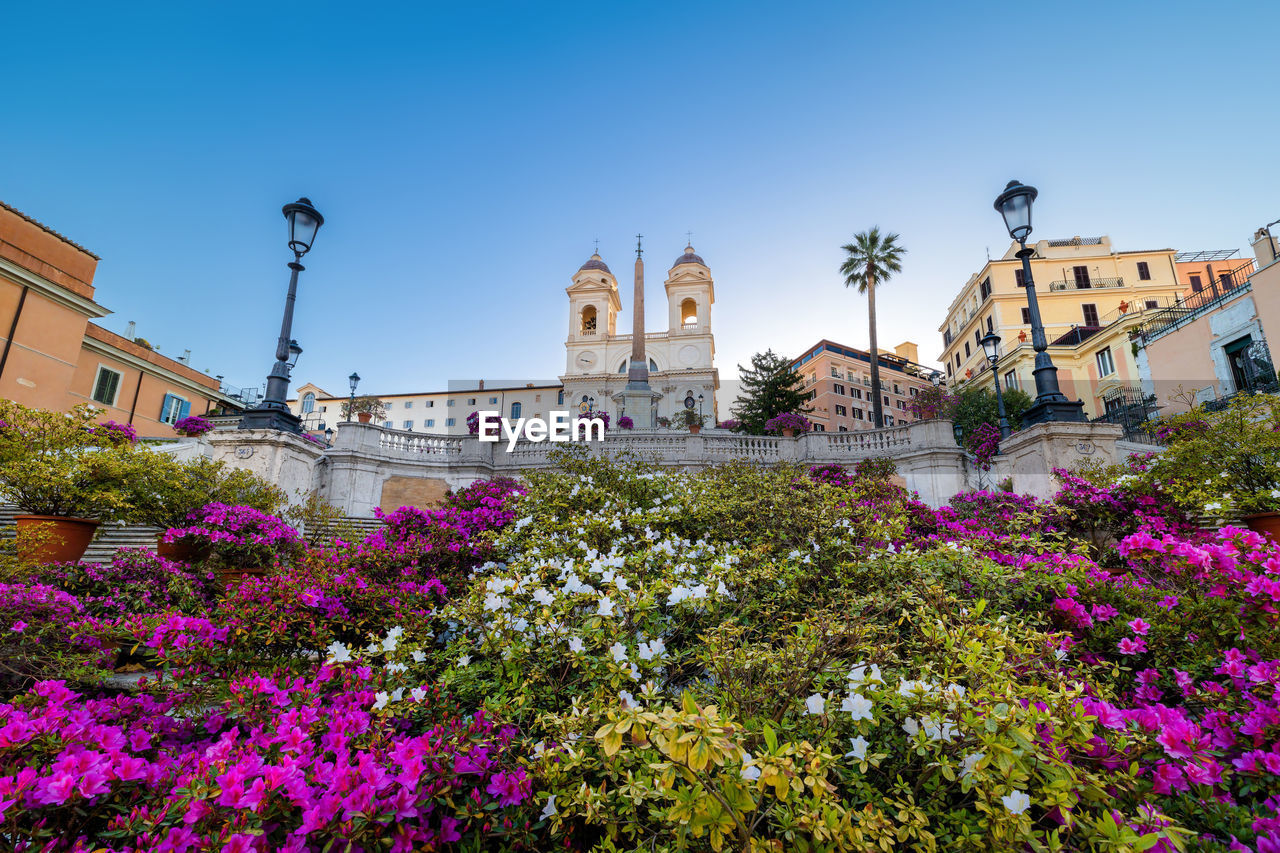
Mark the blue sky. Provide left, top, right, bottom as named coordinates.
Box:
left=4, top=1, right=1277, bottom=397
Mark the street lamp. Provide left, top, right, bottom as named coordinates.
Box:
left=697, top=393, right=704, bottom=421
left=980, top=332, right=1012, bottom=440
left=324, top=427, right=334, bottom=446
left=239, top=197, right=325, bottom=433
left=347, top=372, right=360, bottom=423
left=929, top=371, right=942, bottom=387
left=993, top=180, right=1085, bottom=425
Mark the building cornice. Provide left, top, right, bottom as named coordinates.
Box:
left=0, top=255, right=110, bottom=319
left=81, top=334, right=236, bottom=404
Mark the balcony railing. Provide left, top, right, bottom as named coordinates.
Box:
left=1048, top=276, right=1125, bottom=292
left=1140, top=259, right=1257, bottom=341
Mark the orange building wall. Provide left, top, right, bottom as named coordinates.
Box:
left=0, top=278, right=92, bottom=410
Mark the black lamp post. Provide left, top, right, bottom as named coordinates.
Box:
left=239, top=197, right=325, bottom=433
left=993, top=180, right=1085, bottom=425
left=324, top=427, right=334, bottom=446
left=697, top=393, right=704, bottom=420
left=980, top=332, right=1012, bottom=440
left=347, top=372, right=360, bottom=423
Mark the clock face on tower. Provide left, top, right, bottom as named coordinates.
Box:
left=577, top=351, right=598, bottom=371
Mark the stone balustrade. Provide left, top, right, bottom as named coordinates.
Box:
left=195, top=418, right=1146, bottom=520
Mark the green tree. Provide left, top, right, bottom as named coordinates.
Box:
left=729, top=350, right=810, bottom=435
left=953, top=383, right=1033, bottom=442
left=840, top=228, right=906, bottom=428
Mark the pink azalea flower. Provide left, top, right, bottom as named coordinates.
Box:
left=1127, top=618, right=1150, bottom=635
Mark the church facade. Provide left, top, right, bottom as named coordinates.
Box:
left=560, top=243, right=719, bottom=426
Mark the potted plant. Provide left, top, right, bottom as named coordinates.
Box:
left=1142, top=394, right=1280, bottom=537
left=0, top=403, right=139, bottom=563
left=172, top=414, right=214, bottom=438
left=617, top=416, right=634, bottom=430
left=764, top=412, right=810, bottom=438
left=125, top=454, right=286, bottom=561
left=576, top=410, right=610, bottom=431
left=342, top=396, right=386, bottom=424
left=679, top=409, right=705, bottom=434
left=161, top=502, right=304, bottom=588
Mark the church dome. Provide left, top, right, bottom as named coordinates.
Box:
left=673, top=244, right=707, bottom=268
left=579, top=253, right=612, bottom=274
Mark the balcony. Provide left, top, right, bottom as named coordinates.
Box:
left=1048, top=276, right=1124, bottom=292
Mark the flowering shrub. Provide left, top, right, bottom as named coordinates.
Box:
left=763, top=412, right=810, bottom=434
left=717, top=418, right=741, bottom=430
left=617, top=415, right=634, bottom=429
left=171, top=415, right=213, bottom=437
left=162, top=503, right=304, bottom=570
left=576, top=409, right=610, bottom=430
left=90, top=420, right=138, bottom=445
left=37, top=548, right=215, bottom=616
left=965, top=421, right=1001, bottom=470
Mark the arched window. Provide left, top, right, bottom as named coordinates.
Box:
left=681, top=298, right=698, bottom=326
left=618, top=358, right=661, bottom=373
left=301, top=393, right=315, bottom=414
left=580, top=305, right=597, bottom=334
left=511, top=401, right=522, bottom=419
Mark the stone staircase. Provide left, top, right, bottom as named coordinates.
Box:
left=1, top=504, right=384, bottom=563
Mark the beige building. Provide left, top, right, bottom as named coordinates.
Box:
left=792, top=339, right=935, bottom=431
left=939, top=236, right=1189, bottom=419
left=288, top=380, right=563, bottom=437
left=1137, top=227, right=1280, bottom=413
left=560, top=245, right=718, bottom=425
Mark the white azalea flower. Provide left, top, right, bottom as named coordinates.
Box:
left=804, top=693, right=826, bottom=715
left=326, top=641, right=352, bottom=664
left=411, top=650, right=426, bottom=663
left=845, top=736, right=869, bottom=760
left=902, top=717, right=919, bottom=737
left=458, top=654, right=472, bottom=667
left=841, top=692, right=874, bottom=722
left=597, top=596, right=616, bottom=617
left=961, top=752, right=984, bottom=778
left=373, top=691, right=390, bottom=710
left=740, top=752, right=762, bottom=781
left=568, top=637, right=585, bottom=653
left=1001, top=790, right=1031, bottom=814
left=921, top=714, right=957, bottom=742
left=410, top=686, right=427, bottom=702
left=532, top=588, right=555, bottom=606
left=391, top=687, right=404, bottom=702
left=610, top=642, right=628, bottom=663
left=386, top=662, right=407, bottom=674
left=540, top=794, right=557, bottom=818
left=618, top=690, right=636, bottom=708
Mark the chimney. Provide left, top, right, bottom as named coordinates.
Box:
left=125, top=320, right=136, bottom=339
left=1252, top=228, right=1280, bottom=267
left=478, top=379, right=485, bottom=390
left=180, top=349, right=191, bottom=364
left=894, top=341, right=919, bottom=364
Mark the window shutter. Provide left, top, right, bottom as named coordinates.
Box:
left=160, top=393, right=176, bottom=420
left=178, top=399, right=191, bottom=420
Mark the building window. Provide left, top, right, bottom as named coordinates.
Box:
left=831, top=366, right=840, bottom=377
left=1082, top=304, right=1100, bottom=326
left=974, top=330, right=981, bottom=347
left=853, top=408, right=863, bottom=420
left=885, top=415, right=895, bottom=426
left=964, top=342, right=970, bottom=358
left=91, top=366, right=122, bottom=406
left=838, top=425, right=848, bottom=432
left=383, top=421, right=392, bottom=428
left=446, top=418, right=456, bottom=427
left=301, top=393, right=315, bottom=414
left=979, top=277, right=991, bottom=300
left=425, top=400, right=434, bottom=407
left=489, top=396, right=498, bottom=404
left=1021, top=307, right=1031, bottom=324
left=834, top=404, right=847, bottom=416
left=833, top=383, right=845, bottom=395
left=1015, top=268, right=1025, bottom=287
left=1073, top=266, right=1092, bottom=288
left=511, top=401, right=522, bottom=419
left=883, top=395, right=889, bottom=405
left=535, top=394, right=541, bottom=402
left=986, top=316, right=994, bottom=333
left=1004, top=370, right=1017, bottom=390
left=404, top=401, right=413, bottom=409
left=159, top=393, right=188, bottom=425
left=1220, top=273, right=1233, bottom=291
left=853, top=388, right=862, bottom=399
left=1189, top=274, right=1202, bottom=292
left=447, top=399, right=456, bottom=407
left=1145, top=299, right=1158, bottom=310
left=403, top=420, right=414, bottom=430
left=467, top=398, right=476, bottom=405
left=426, top=419, right=435, bottom=427
left=1137, top=261, right=1151, bottom=280
left=557, top=390, right=564, bottom=405
left=1096, top=348, right=1116, bottom=376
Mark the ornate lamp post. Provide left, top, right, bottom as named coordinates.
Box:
left=346, top=372, right=360, bottom=423
left=697, top=393, right=704, bottom=421
left=993, top=180, right=1085, bottom=425
left=980, top=332, right=1012, bottom=440
left=239, top=198, right=325, bottom=433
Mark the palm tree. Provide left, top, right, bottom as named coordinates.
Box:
left=840, top=228, right=906, bottom=428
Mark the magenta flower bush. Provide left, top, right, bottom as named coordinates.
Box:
left=617, top=415, right=634, bottom=430
left=717, top=418, right=742, bottom=431
left=163, top=503, right=304, bottom=570
left=172, top=415, right=213, bottom=437
left=763, top=412, right=810, bottom=434
left=89, top=420, right=137, bottom=445
left=576, top=410, right=609, bottom=430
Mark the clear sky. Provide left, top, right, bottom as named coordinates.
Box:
left=4, top=1, right=1277, bottom=397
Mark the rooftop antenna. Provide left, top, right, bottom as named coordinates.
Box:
left=986, top=246, right=990, bottom=261
left=635, top=234, right=643, bottom=257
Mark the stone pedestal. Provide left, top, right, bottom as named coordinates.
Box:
left=999, top=421, right=1123, bottom=499
left=616, top=389, right=659, bottom=429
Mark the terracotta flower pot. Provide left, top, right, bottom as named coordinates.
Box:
left=216, top=566, right=268, bottom=590
left=781, top=428, right=796, bottom=438
left=156, top=537, right=209, bottom=564
left=14, top=515, right=100, bottom=564
left=357, top=412, right=373, bottom=424
left=689, top=424, right=702, bottom=434
left=1243, top=512, right=1280, bottom=541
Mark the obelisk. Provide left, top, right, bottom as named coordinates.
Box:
left=619, top=234, right=656, bottom=427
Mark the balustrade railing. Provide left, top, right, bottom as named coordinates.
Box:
left=377, top=430, right=463, bottom=456
left=1048, top=276, right=1124, bottom=291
